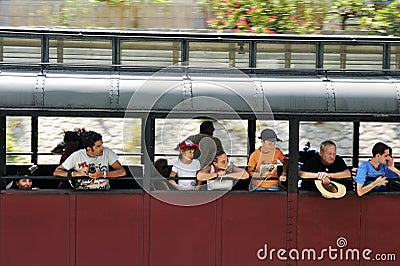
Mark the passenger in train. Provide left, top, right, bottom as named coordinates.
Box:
left=154, top=158, right=170, bottom=178
left=53, top=130, right=126, bottom=190
left=197, top=150, right=249, bottom=190
left=298, top=140, right=351, bottom=190
left=354, top=142, right=400, bottom=196
left=7, top=165, right=39, bottom=190
left=186, top=120, right=224, bottom=168
left=247, top=128, right=288, bottom=191
left=52, top=129, right=87, bottom=189
left=51, top=128, right=86, bottom=164
left=169, top=139, right=202, bottom=190
left=11, top=177, right=34, bottom=190
left=298, top=138, right=319, bottom=166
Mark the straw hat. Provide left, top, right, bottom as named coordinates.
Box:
left=314, top=180, right=346, bottom=199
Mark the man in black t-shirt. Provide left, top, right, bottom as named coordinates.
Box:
left=299, top=140, right=351, bottom=190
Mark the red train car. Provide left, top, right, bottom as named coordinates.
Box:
left=1, top=28, right=400, bottom=266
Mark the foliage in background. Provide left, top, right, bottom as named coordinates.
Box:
left=203, top=0, right=400, bottom=35
left=325, top=0, right=377, bottom=31
left=202, top=0, right=328, bottom=34
left=6, top=118, right=29, bottom=164
left=43, top=0, right=169, bottom=28
left=42, top=0, right=96, bottom=27
left=124, top=120, right=142, bottom=165
left=5, top=0, right=399, bottom=35
left=359, top=0, right=400, bottom=35
left=94, top=0, right=168, bottom=4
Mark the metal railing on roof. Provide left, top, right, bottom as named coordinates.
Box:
left=0, top=27, right=400, bottom=74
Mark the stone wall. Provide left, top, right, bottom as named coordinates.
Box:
left=0, top=0, right=211, bottom=29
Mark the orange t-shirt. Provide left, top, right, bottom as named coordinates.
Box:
left=248, top=147, right=285, bottom=188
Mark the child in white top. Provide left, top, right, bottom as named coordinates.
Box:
left=169, top=139, right=201, bottom=190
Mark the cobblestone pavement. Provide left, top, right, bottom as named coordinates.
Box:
left=8, top=117, right=400, bottom=165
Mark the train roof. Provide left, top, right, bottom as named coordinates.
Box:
left=0, top=68, right=399, bottom=117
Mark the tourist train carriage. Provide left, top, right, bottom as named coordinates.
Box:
left=0, top=27, right=400, bottom=265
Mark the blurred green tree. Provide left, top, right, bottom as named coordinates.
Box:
left=6, top=118, right=29, bottom=164
left=202, top=0, right=400, bottom=35
left=201, top=0, right=328, bottom=34
left=94, top=0, right=168, bottom=4
left=359, top=0, right=400, bottom=35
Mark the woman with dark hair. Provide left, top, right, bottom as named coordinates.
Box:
left=197, top=150, right=249, bottom=190
left=51, top=129, right=86, bottom=188
left=51, top=128, right=86, bottom=164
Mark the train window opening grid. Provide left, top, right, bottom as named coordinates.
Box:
left=358, top=122, right=400, bottom=163
left=32, top=117, right=142, bottom=165
left=120, top=40, right=181, bottom=67
left=0, top=31, right=399, bottom=75
left=299, top=121, right=354, bottom=166
left=0, top=37, right=41, bottom=63
left=256, top=43, right=316, bottom=69
left=5, top=116, right=31, bottom=164
left=188, top=42, right=250, bottom=68
left=256, top=120, right=289, bottom=155
left=6, top=117, right=400, bottom=191
left=49, top=39, right=112, bottom=66
left=390, top=44, right=400, bottom=70
left=154, top=118, right=249, bottom=167
left=324, top=44, right=384, bottom=71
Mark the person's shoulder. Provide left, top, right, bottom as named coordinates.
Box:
left=212, top=135, right=222, bottom=141
left=334, top=154, right=347, bottom=163
left=305, top=155, right=320, bottom=163
left=359, top=160, right=370, bottom=167
left=61, top=149, right=84, bottom=167
left=187, top=134, right=196, bottom=140
left=200, top=164, right=212, bottom=172
left=173, top=160, right=182, bottom=166
left=378, top=163, right=388, bottom=170
left=355, top=161, right=371, bottom=174
left=188, top=133, right=202, bottom=140
left=68, top=148, right=85, bottom=158
left=301, top=155, right=320, bottom=168
left=193, top=159, right=201, bottom=167
left=252, top=147, right=263, bottom=156
left=251, top=147, right=262, bottom=154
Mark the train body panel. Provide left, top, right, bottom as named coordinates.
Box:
left=1, top=191, right=399, bottom=265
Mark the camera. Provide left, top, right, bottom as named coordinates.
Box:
left=88, top=163, right=96, bottom=174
